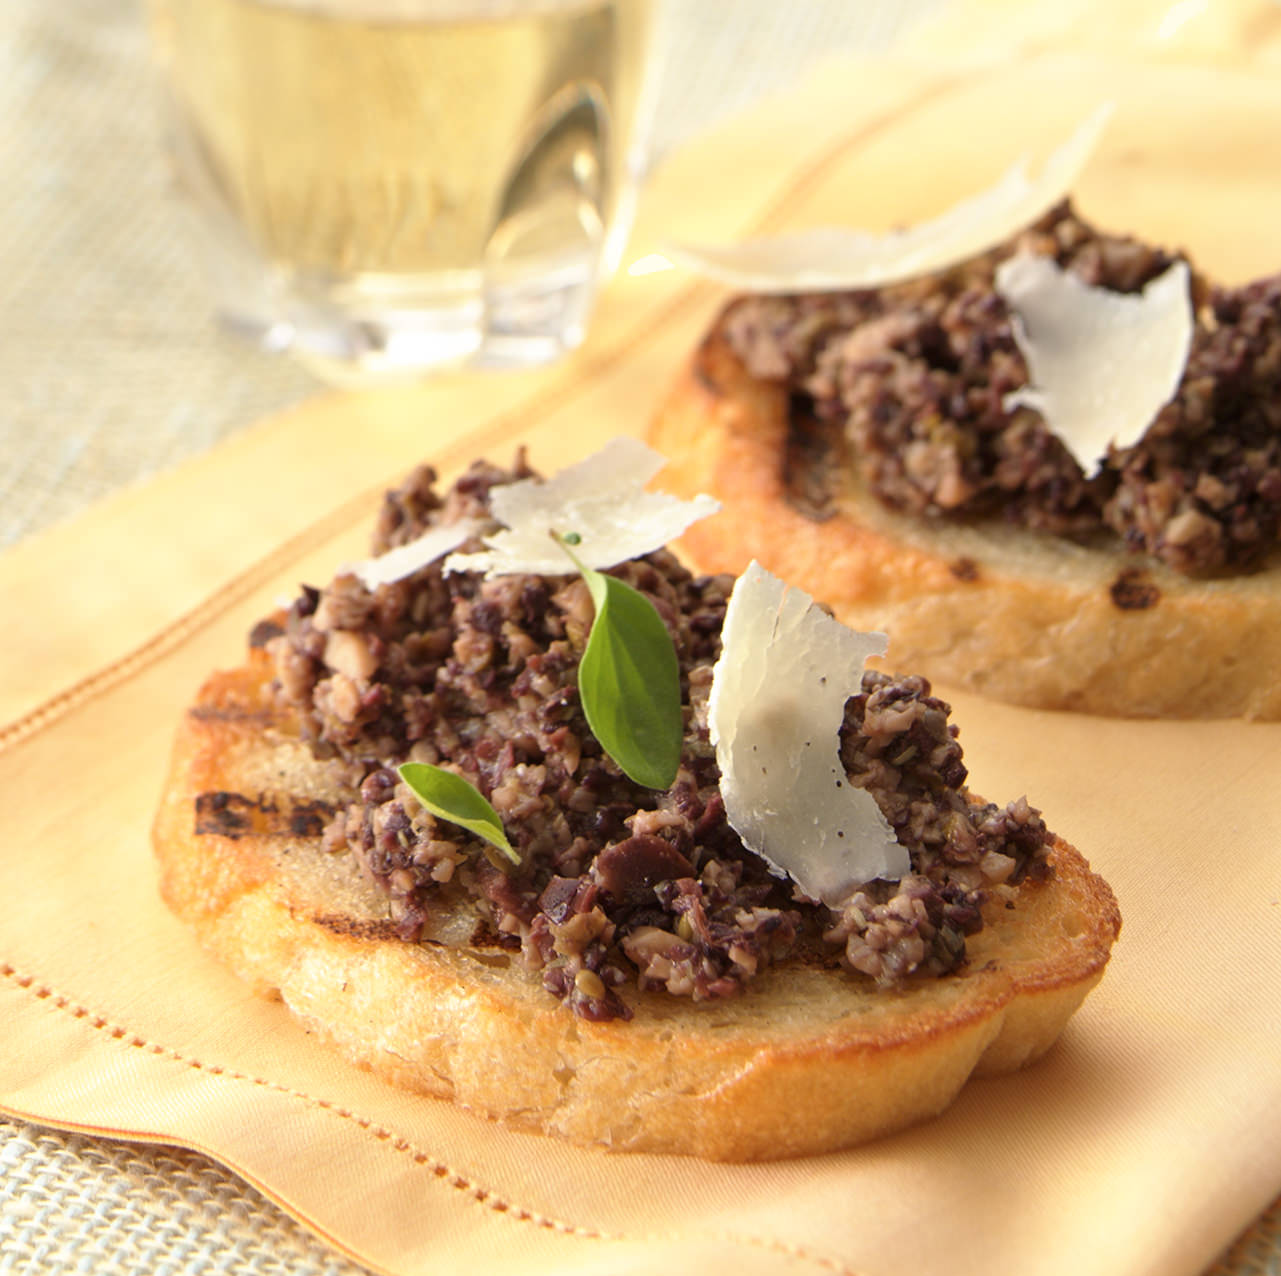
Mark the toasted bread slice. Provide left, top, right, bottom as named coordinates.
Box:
left=648, top=323, right=1281, bottom=720
left=153, top=641, right=1120, bottom=1161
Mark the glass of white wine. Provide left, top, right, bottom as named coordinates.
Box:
left=147, top=0, right=661, bottom=383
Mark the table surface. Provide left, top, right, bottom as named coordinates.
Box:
left=1, top=2, right=1278, bottom=1274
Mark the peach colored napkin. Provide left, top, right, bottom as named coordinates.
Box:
left=3, top=9, right=1281, bottom=1275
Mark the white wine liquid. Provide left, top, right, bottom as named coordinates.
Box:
left=149, top=0, right=655, bottom=288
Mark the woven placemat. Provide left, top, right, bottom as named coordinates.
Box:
left=0, top=1120, right=365, bottom=1276
left=2, top=1117, right=1278, bottom=1276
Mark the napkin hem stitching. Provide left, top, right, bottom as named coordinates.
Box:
left=0, top=958, right=605, bottom=1237
left=0, top=959, right=872, bottom=1274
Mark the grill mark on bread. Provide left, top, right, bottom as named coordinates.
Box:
left=289, top=801, right=334, bottom=837
left=194, top=790, right=336, bottom=839
left=311, top=913, right=400, bottom=943
left=1109, top=568, right=1162, bottom=610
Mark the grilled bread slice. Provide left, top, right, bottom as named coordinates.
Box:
left=153, top=636, right=1120, bottom=1162
left=648, top=323, right=1281, bottom=720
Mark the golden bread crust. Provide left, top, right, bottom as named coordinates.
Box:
left=647, top=323, right=1281, bottom=719
left=153, top=648, right=1120, bottom=1160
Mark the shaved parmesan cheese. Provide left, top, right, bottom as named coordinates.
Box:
left=709, top=562, right=908, bottom=906
left=998, top=254, right=1193, bottom=473
left=665, top=105, right=1112, bottom=293
left=445, top=437, right=719, bottom=577
left=344, top=518, right=487, bottom=590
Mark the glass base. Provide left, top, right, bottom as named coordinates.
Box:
left=155, top=0, right=657, bottom=388
left=216, top=258, right=599, bottom=387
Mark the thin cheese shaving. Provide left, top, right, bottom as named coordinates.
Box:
left=344, top=519, right=487, bottom=590
left=445, top=437, right=719, bottom=577
left=998, top=254, right=1193, bottom=473
left=709, top=562, right=908, bottom=906
left=665, top=105, right=1112, bottom=293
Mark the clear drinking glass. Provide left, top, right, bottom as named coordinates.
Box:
left=146, top=0, right=661, bottom=383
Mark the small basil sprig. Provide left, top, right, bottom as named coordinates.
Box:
left=396, top=538, right=685, bottom=865
left=557, top=535, right=683, bottom=791
left=397, top=762, right=519, bottom=870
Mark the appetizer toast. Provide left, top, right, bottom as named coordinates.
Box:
left=650, top=322, right=1281, bottom=719
left=153, top=450, right=1119, bottom=1160
left=652, top=204, right=1281, bottom=718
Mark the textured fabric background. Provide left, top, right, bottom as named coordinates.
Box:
left=0, top=0, right=936, bottom=550
left=2, top=3, right=1279, bottom=1275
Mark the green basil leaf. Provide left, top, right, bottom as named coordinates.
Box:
left=576, top=566, right=684, bottom=791
left=396, top=762, right=520, bottom=870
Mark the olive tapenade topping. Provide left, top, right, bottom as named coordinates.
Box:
left=270, top=460, right=1053, bottom=1021
left=724, top=201, right=1281, bottom=576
